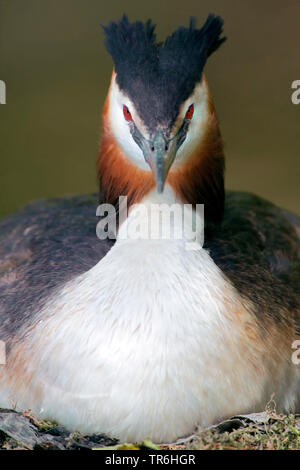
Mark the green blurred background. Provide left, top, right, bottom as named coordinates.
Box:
left=0, top=0, right=299, bottom=218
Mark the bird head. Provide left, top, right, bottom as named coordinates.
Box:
left=102, top=14, right=225, bottom=193
left=99, top=15, right=226, bottom=226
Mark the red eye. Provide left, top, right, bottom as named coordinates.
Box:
left=185, top=104, right=194, bottom=120
left=123, top=105, right=132, bottom=122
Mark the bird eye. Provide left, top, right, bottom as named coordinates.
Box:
left=123, top=105, right=133, bottom=122
left=185, top=104, right=194, bottom=120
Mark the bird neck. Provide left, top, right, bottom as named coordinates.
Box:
left=97, top=83, right=225, bottom=231
left=116, top=185, right=204, bottom=251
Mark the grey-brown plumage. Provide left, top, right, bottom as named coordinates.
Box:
left=0, top=195, right=113, bottom=345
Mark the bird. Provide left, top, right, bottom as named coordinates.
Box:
left=0, top=14, right=299, bottom=444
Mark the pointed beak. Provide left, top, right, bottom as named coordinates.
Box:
left=130, top=124, right=188, bottom=194
left=145, top=131, right=174, bottom=193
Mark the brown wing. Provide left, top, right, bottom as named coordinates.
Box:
left=206, top=191, right=300, bottom=333
left=0, top=194, right=114, bottom=342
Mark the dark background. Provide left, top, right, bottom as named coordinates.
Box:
left=0, top=0, right=299, bottom=218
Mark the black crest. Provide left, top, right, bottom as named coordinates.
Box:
left=102, top=14, right=226, bottom=132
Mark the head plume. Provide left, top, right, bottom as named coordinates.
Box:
left=102, top=14, right=226, bottom=131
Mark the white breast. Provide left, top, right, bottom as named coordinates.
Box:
left=1, top=187, right=299, bottom=443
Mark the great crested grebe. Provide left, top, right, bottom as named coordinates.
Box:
left=0, top=14, right=299, bottom=444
